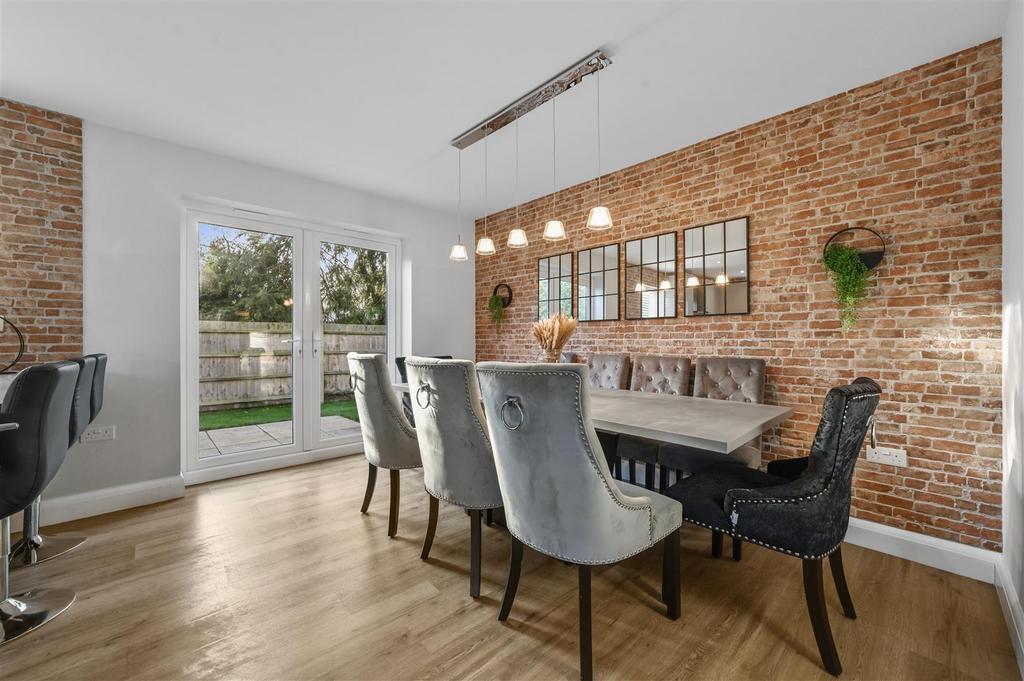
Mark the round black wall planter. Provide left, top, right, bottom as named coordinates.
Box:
left=492, top=283, right=513, bottom=308
left=0, top=315, right=26, bottom=373
left=823, top=227, right=885, bottom=270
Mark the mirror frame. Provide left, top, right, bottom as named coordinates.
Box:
left=624, top=230, right=678, bottom=321
left=536, top=251, right=575, bottom=320
left=575, top=241, right=621, bottom=323
left=682, top=216, right=751, bottom=317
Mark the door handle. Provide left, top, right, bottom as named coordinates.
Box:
left=281, top=338, right=302, bottom=357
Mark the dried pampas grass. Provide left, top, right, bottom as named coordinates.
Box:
left=532, top=313, right=578, bottom=362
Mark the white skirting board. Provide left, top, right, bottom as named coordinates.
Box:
left=845, top=517, right=997, bottom=583
left=996, top=559, right=1024, bottom=681
left=30, top=475, right=186, bottom=528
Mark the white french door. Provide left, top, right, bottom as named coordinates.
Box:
left=183, top=209, right=398, bottom=482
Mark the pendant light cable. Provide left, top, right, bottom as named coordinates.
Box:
left=596, top=66, right=602, bottom=205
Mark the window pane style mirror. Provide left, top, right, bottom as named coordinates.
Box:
left=577, top=243, right=620, bottom=322
left=538, top=252, right=573, bottom=319
left=625, top=232, right=677, bottom=319
left=683, top=217, right=750, bottom=316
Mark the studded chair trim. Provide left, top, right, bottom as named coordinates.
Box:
left=476, top=362, right=682, bottom=565
left=404, top=357, right=503, bottom=511
left=723, top=382, right=881, bottom=558
left=347, top=352, right=421, bottom=471
left=629, top=355, right=691, bottom=396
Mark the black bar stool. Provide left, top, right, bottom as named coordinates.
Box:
left=10, top=355, right=105, bottom=568
left=0, top=362, right=79, bottom=644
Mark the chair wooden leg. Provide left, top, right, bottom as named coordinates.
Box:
left=732, top=537, right=743, bottom=561
left=485, top=508, right=493, bottom=526
left=469, top=510, right=482, bottom=598
left=498, top=537, right=523, bottom=621
left=658, top=466, right=667, bottom=493
left=387, top=469, right=400, bottom=538
left=803, top=558, right=843, bottom=676
left=628, top=459, right=637, bottom=484
left=578, top=565, right=593, bottom=681
left=644, top=462, right=656, bottom=491
left=360, top=463, right=377, bottom=514
left=661, top=528, right=681, bottom=620
left=829, top=547, right=857, bottom=619
left=711, top=531, right=723, bottom=558
left=421, top=495, right=439, bottom=560
left=612, top=458, right=621, bottom=479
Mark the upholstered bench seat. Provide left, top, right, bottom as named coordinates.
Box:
left=664, top=464, right=787, bottom=533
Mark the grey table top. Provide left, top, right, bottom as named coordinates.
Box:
left=395, top=381, right=792, bottom=455
left=590, top=389, right=792, bottom=454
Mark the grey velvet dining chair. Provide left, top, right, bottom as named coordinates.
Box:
left=659, top=355, right=766, bottom=560
left=404, top=357, right=503, bottom=598
left=347, top=352, right=421, bottom=538
left=615, top=355, right=691, bottom=490
left=583, top=353, right=631, bottom=479
left=476, top=361, right=682, bottom=681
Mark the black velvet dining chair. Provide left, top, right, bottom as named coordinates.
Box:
left=664, top=377, right=881, bottom=676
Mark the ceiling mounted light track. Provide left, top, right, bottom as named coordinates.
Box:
left=450, top=49, right=612, bottom=150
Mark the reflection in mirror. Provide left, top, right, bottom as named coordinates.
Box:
left=577, top=243, right=619, bottom=321
left=625, top=231, right=677, bottom=319
left=682, top=217, right=749, bottom=316
left=538, top=252, right=573, bottom=320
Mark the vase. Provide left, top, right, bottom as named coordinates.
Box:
left=542, top=349, right=562, bottom=363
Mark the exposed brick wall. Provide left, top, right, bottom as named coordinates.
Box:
left=475, top=40, right=1003, bottom=550
left=0, top=98, right=83, bottom=368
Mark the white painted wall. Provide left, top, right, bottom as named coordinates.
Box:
left=1000, top=0, right=1024, bottom=672
left=42, top=122, right=474, bottom=504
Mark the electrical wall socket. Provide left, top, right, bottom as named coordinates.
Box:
left=80, top=425, right=115, bottom=443
left=866, top=446, right=907, bottom=467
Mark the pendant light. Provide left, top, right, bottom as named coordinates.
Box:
left=449, top=149, right=468, bottom=262
left=475, top=128, right=496, bottom=256
left=543, top=95, right=566, bottom=241
left=586, top=66, right=613, bottom=230
left=507, top=114, right=529, bottom=248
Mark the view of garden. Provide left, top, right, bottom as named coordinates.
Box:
left=198, top=223, right=387, bottom=447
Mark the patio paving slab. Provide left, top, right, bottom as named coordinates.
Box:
left=200, top=416, right=361, bottom=456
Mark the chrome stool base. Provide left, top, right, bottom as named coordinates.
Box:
left=0, top=588, right=75, bottom=646
left=10, top=534, right=87, bottom=569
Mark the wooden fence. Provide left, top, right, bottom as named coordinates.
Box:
left=199, top=320, right=385, bottom=411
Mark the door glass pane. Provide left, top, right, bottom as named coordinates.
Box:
left=318, top=241, right=386, bottom=442
left=198, top=223, right=295, bottom=457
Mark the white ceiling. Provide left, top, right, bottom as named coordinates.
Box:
left=0, top=1, right=1010, bottom=218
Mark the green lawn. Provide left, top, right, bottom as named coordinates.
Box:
left=200, top=398, right=359, bottom=431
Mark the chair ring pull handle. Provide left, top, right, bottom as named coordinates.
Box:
left=868, top=415, right=877, bottom=449
left=500, top=396, right=524, bottom=431
left=415, top=382, right=432, bottom=410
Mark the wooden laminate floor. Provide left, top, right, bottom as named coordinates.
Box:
left=0, top=456, right=1017, bottom=680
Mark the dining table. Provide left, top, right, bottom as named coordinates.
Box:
left=392, top=382, right=792, bottom=457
